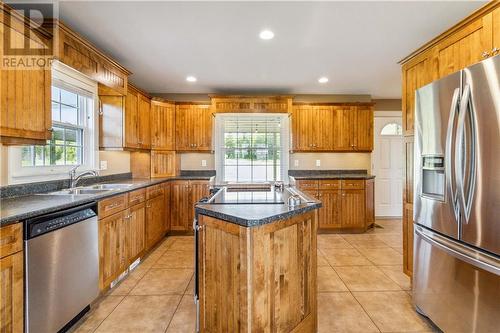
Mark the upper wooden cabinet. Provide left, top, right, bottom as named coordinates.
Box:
left=291, top=105, right=335, bottom=151
left=333, top=105, right=374, bottom=152
left=175, top=104, right=213, bottom=151
left=52, top=21, right=130, bottom=95
left=0, top=5, right=52, bottom=144
left=151, top=99, right=175, bottom=150
left=137, top=93, right=151, bottom=149
left=493, top=7, right=500, bottom=55
left=211, top=96, right=292, bottom=113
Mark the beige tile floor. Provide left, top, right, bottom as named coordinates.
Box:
left=70, top=219, right=439, bottom=333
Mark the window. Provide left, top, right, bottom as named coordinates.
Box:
left=9, top=61, right=98, bottom=183
left=380, top=122, right=403, bottom=136
left=21, top=86, right=89, bottom=167
left=215, top=114, right=289, bottom=183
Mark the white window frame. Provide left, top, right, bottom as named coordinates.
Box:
left=214, top=113, right=290, bottom=185
left=8, top=61, right=99, bottom=184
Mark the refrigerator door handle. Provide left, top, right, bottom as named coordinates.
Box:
left=455, top=84, right=477, bottom=223
left=415, top=226, right=500, bottom=276
left=445, top=87, right=461, bottom=221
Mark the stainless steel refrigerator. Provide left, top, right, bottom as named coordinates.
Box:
left=413, top=54, right=500, bottom=333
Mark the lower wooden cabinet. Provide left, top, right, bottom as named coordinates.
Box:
left=170, top=180, right=209, bottom=232
left=403, top=203, right=414, bottom=277
left=297, top=179, right=372, bottom=232
left=0, top=252, right=24, bottom=333
left=146, top=194, right=166, bottom=250
left=99, top=211, right=127, bottom=290
left=126, top=203, right=146, bottom=263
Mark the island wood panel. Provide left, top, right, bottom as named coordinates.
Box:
left=125, top=202, right=146, bottom=263
left=151, top=100, right=175, bottom=150
left=197, top=211, right=317, bottom=333
left=0, top=251, right=23, bottom=333
left=99, top=211, right=126, bottom=290
left=146, top=194, right=166, bottom=250
left=170, top=181, right=192, bottom=231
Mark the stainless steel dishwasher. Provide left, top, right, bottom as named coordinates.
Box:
left=25, top=202, right=99, bottom=333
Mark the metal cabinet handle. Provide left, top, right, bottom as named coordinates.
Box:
left=482, top=51, right=490, bottom=58
left=106, top=202, right=121, bottom=210
left=492, top=47, right=500, bottom=55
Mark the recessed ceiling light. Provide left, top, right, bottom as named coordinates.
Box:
left=318, top=77, right=329, bottom=83
left=186, top=76, right=197, bottom=82
left=259, top=29, right=274, bottom=40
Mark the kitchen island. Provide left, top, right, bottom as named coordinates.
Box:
left=194, top=187, right=321, bottom=332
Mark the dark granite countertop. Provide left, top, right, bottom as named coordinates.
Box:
left=0, top=175, right=213, bottom=226
left=195, top=187, right=321, bottom=227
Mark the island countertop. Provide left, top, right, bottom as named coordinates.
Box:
left=195, top=186, right=322, bottom=227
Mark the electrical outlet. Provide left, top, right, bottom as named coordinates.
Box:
left=100, top=160, right=108, bottom=170
left=294, top=160, right=299, bottom=167
left=316, top=160, right=321, bottom=167
left=201, top=159, right=207, bottom=167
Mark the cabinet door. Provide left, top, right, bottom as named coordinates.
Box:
left=403, top=204, right=414, bottom=277
left=314, top=106, right=334, bottom=151
left=353, top=106, right=373, bottom=151
left=151, top=100, right=175, bottom=150
left=292, top=105, right=315, bottom=151
left=146, top=194, right=166, bottom=250
left=190, top=180, right=209, bottom=219
left=163, top=183, right=171, bottom=233
left=170, top=181, right=192, bottom=231
left=175, top=105, right=193, bottom=151
left=318, top=190, right=342, bottom=229
left=401, top=52, right=432, bottom=135
left=341, top=189, right=365, bottom=229
left=193, top=105, right=213, bottom=151
left=151, top=151, right=177, bottom=177
left=435, top=16, right=492, bottom=79
left=0, top=252, right=23, bottom=333
left=137, top=93, right=151, bottom=149
left=333, top=106, right=356, bottom=151
left=125, top=90, right=139, bottom=148
left=126, top=203, right=145, bottom=263
left=99, top=211, right=126, bottom=290
left=492, top=8, right=500, bottom=56
left=99, top=95, right=124, bottom=149
left=0, top=18, right=51, bottom=143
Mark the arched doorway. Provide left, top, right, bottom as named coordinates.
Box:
left=373, top=118, right=403, bottom=217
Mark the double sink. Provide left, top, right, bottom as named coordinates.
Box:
left=46, top=183, right=134, bottom=196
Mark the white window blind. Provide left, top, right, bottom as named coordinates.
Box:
left=215, top=114, right=289, bottom=184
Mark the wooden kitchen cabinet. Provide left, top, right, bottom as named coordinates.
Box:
left=332, top=105, right=373, bottom=152
left=163, top=183, right=172, bottom=233
left=145, top=193, right=166, bottom=250
left=0, top=223, right=23, bottom=333
left=492, top=7, right=500, bottom=56
left=291, top=105, right=334, bottom=151
left=170, top=181, right=192, bottom=232
left=403, top=203, right=414, bottom=277
left=341, top=189, right=366, bottom=229
left=151, top=99, right=176, bottom=150
left=317, top=190, right=342, bottom=230
left=137, top=93, right=151, bottom=149
left=99, top=211, right=127, bottom=290
left=151, top=151, right=178, bottom=177
left=175, top=104, right=213, bottom=151
left=125, top=202, right=146, bottom=264
left=0, top=7, right=52, bottom=144
left=211, top=96, right=292, bottom=113
left=125, top=88, right=140, bottom=148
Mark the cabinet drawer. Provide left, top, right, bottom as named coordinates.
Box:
left=296, top=180, right=319, bottom=190
left=128, top=188, right=146, bottom=206
left=99, top=194, right=128, bottom=218
left=341, top=179, right=365, bottom=190
left=319, top=180, right=340, bottom=190
left=0, top=223, right=23, bottom=258
left=147, top=184, right=164, bottom=199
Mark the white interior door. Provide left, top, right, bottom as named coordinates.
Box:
left=373, top=117, right=403, bottom=217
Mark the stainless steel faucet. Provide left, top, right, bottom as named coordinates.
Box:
left=69, top=165, right=99, bottom=188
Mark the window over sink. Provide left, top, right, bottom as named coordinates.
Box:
left=214, top=114, right=289, bottom=184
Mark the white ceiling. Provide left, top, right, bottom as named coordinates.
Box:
left=59, top=1, right=485, bottom=98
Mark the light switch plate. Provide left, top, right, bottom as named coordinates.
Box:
left=316, top=160, right=321, bottom=167
left=100, top=160, right=108, bottom=170
left=201, top=159, right=207, bottom=167
left=294, top=160, right=299, bottom=167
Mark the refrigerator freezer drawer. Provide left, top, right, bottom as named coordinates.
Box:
left=413, top=226, right=500, bottom=333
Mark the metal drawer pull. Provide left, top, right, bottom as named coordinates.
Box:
left=106, top=202, right=121, bottom=210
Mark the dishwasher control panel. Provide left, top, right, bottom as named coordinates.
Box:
left=25, top=204, right=97, bottom=239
